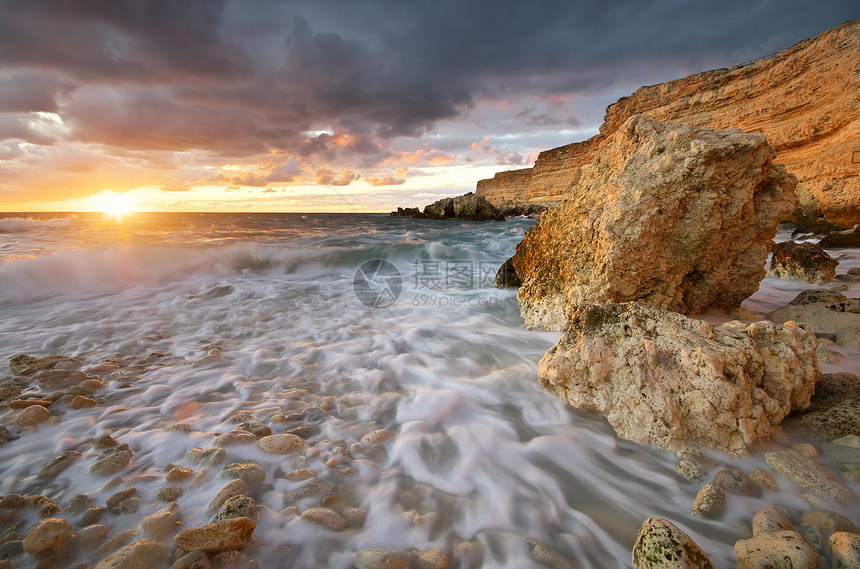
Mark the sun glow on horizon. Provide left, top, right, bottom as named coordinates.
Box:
left=89, top=190, right=136, bottom=218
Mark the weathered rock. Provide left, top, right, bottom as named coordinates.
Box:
left=513, top=117, right=796, bottom=330
left=750, top=468, right=778, bottom=491
left=539, top=303, right=818, bottom=453
left=389, top=206, right=420, bottom=217
left=9, top=354, right=77, bottom=376
left=822, top=441, right=860, bottom=463
left=91, top=539, right=171, bottom=569
left=632, top=517, right=713, bottom=569
left=212, top=430, right=256, bottom=447
left=819, top=226, right=860, bottom=249
left=256, top=433, right=303, bottom=454
left=12, top=404, right=50, bottom=426
left=829, top=532, right=860, bottom=568
left=74, top=523, right=109, bottom=547
left=185, top=447, right=226, bottom=467
left=478, top=22, right=860, bottom=228
left=713, top=468, right=760, bottom=497
left=300, top=507, right=344, bottom=531
left=360, top=429, right=391, bottom=446
left=206, top=480, right=248, bottom=516
left=141, top=502, right=181, bottom=539
left=764, top=449, right=856, bottom=503
left=789, top=289, right=848, bottom=306
left=494, top=257, right=522, bottom=288
left=801, top=510, right=856, bottom=535
left=809, top=372, right=860, bottom=410
left=28, top=495, right=60, bottom=517
left=786, top=395, right=860, bottom=441
left=414, top=549, right=449, bottom=569
left=677, top=448, right=710, bottom=483
left=691, top=484, right=725, bottom=518
left=734, top=531, right=820, bottom=569
left=752, top=507, right=793, bottom=536
left=354, top=548, right=410, bottom=569
left=413, top=193, right=505, bottom=221
left=173, top=517, right=256, bottom=553
left=34, top=368, right=87, bottom=391
left=768, top=241, right=838, bottom=283
left=22, top=517, right=74, bottom=556
left=213, top=496, right=256, bottom=523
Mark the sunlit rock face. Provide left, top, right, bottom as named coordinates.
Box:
left=513, top=117, right=796, bottom=331
left=478, top=21, right=859, bottom=226
left=538, top=303, right=819, bottom=455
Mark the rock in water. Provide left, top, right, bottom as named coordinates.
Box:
left=767, top=241, right=838, bottom=283
left=413, top=193, right=505, bottom=221
left=512, top=117, right=797, bottom=330
left=538, top=303, right=818, bottom=454
left=734, top=531, right=820, bottom=569
left=173, top=517, right=256, bottom=552
left=632, top=517, right=713, bottom=569
left=91, top=539, right=171, bottom=569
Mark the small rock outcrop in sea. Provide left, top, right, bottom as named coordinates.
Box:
left=512, top=117, right=797, bottom=330
left=767, top=241, right=838, bottom=283
left=538, top=303, right=818, bottom=454
left=493, top=257, right=522, bottom=288
left=632, top=517, right=713, bottom=569
left=398, top=193, right=506, bottom=221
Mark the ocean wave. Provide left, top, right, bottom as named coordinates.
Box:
left=0, top=217, right=75, bottom=233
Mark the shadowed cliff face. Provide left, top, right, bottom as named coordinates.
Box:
left=478, top=20, right=860, bottom=226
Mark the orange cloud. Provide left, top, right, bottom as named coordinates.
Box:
left=315, top=167, right=359, bottom=186
left=390, top=149, right=455, bottom=166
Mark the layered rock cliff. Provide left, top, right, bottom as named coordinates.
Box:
left=478, top=20, right=860, bottom=226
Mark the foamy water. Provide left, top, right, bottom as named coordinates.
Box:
left=0, top=213, right=857, bottom=568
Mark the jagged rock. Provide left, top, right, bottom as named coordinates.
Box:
left=494, top=257, right=522, bottom=288
left=767, top=241, right=838, bottom=283
left=734, top=531, right=820, bottom=569
left=173, top=517, right=256, bottom=553
left=632, top=517, right=713, bottom=569
left=478, top=22, right=860, bottom=227
left=819, top=226, right=860, bottom=249
left=538, top=303, right=818, bottom=454
left=764, top=449, right=856, bottom=503
left=829, top=532, right=860, bottom=568
left=513, top=117, right=796, bottom=330
left=413, top=193, right=505, bottom=221
left=389, top=207, right=420, bottom=217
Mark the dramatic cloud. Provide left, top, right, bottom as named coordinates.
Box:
left=0, top=0, right=856, bottom=210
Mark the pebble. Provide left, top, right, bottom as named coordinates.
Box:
left=286, top=425, right=320, bottom=440
left=170, top=550, right=212, bottom=569
left=28, top=495, right=60, bottom=517
left=212, top=430, right=257, bottom=447
left=22, top=518, right=75, bottom=556
left=37, top=451, right=82, bottom=480
left=106, top=487, right=137, bottom=509
left=286, top=468, right=317, bottom=481
left=6, top=398, right=52, bottom=409
left=211, top=550, right=244, bottom=569
left=257, top=433, right=304, bottom=454
left=752, top=507, right=793, bottom=536
left=712, top=468, right=760, bottom=497
left=414, top=549, right=449, bottom=569
left=791, top=443, right=818, bottom=460
left=284, top=478, right=333, bottom=503
left=300, top=507, right=344, bottom=531
left=166, top=466, right=195, bottom=483
left=113, top=496, right=140, bottom=514
left=360, top=429, right=391, bottom=446
left=186, top=447, right=227, bottom=467
left=206, top=480, right=248, bottom=516
left=734, top=531, right=819, bottom=569
left=632, top=517, right=714, bottom=569
left=73, top=523, right=109, bottom=547
left=96, top=529, right=137, bottom=558
left=71, top=395, right=97, bottom=408
left=89, top=450, right=132, bottom=477
left=220, top=460, right=265, bottom=487
left=354, top=548, right=410, bottom=569
left=0, top=494, right=23, bottom=508
left=343, top=506, right=367, bottom=528
left=764, top=449, right=857, bottom=503
left=676, top=448, right=710, bottom=483
left=800, top=509, right=856, bottom=534
left=213, top=495, right=257, bottom=523
left=91, top=539, right=171, bottom=569
left=157, top=487, right=183, bottom=502
left=79, top=506, right=105, bottom=527
left=35, top=369, right=87, bottom=391
left=691, top=483, right=725, bottom=518
left=141, top=502, right=181, bottom=539
left=13, top=404, right=50, bottom=426
left=173, top=517, right=256, bottom=552
left=829, top=532, right=860, bottom=568
left=749, top=468, right=777, bottom=490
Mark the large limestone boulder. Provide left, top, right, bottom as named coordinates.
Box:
left=512, top=116, right=797, bottom=330
left=538, top=303, right=818, bottom=454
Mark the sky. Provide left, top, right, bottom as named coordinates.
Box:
left=0, top=0, right=856, bottom=213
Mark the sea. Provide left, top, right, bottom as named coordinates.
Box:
left=0, top=212, right=858, bottom=568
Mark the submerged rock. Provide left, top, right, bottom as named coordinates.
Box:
left=632, top=517, right=713, bottom=569
left=513, top=117, right=797, bottom=330
left=22, top=517, right=74, bottom=556
left=819, top=226, right=860, bottom=249
left=768, top=241, right=838, bottom=283
left=354, top=548, right=410, bottom=569
left=91, top=539, right=171, bottom=569
left=538, top=303, right=818, bottom=454
left=173, top=517, right=256, bottom=553
left=764, top=449, right=856, bottom=503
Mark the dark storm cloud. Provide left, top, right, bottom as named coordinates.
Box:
left=0, top=0, right=856, bottom=182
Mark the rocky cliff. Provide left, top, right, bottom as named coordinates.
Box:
left=478, top=21, right=860, bottom=226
